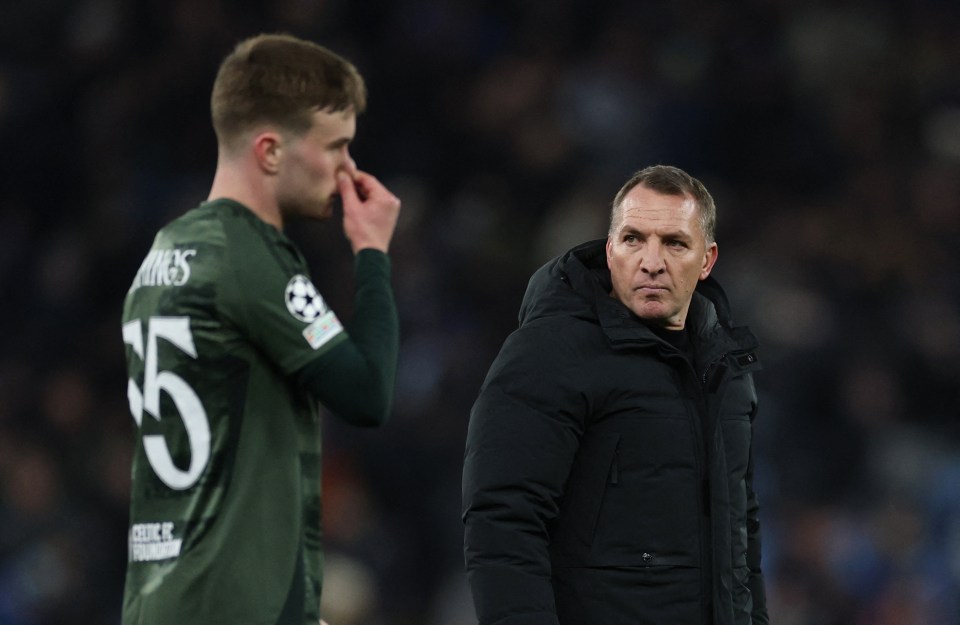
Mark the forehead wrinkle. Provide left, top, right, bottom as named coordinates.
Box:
left=618, top=195, right=702, bottom=239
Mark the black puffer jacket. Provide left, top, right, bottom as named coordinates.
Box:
left=463, top=240, right=769, bottom=625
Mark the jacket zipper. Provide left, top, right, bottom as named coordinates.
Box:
left=698, top=351, right=729, bottom=625
left=702, top=352, right=729, bottom=388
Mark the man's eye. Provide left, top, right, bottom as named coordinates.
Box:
left=623, top=235, right=637, bottom=243
left=668, top=240, right=687, bottom=248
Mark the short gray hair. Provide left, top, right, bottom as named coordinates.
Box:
left=609, top=165, right=717, bottom=242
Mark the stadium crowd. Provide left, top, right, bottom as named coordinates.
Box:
left=0, top=1, right=958, bottom=623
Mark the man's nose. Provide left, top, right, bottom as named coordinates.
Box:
left=339, top=152, right=358, bottom=178
left=640, top=242, right=666, bottom=274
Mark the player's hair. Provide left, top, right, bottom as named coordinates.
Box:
left=211, top=33, right=367, bottom=153
left=609, top=165, right=717, bottom=243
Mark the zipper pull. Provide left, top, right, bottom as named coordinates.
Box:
left=703, top=361, right=728, bottom=393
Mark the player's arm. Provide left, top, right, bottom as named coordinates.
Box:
left=298, top=168, right=401, bottom=427
left=297, top=248, right=397, bottom=426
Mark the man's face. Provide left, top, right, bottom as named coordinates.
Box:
left=606, top=185, right=718, bottom=330
left=276, top=108, right=357, bottom=220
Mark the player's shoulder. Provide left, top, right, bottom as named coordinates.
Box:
left=149, top=201, right=225, bottom=252
left=125, top=202, right=235, bottom=298
left=197, top=200, right=302, bottom=267
left=157, top=200, right=292, bottom=265
left=135, top=199, right=307, bottom=299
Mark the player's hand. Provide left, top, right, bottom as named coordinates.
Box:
left=337, top=168, right=401, bottom=254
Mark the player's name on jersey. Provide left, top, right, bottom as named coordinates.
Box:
left=129, top=248, right=197, bottom=292
left=129, top=521, right=183, bottom=562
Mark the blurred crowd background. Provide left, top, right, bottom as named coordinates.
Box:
left=1, top=1, right=959, bottom=624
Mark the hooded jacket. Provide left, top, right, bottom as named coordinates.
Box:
left=463, top=239, right=768, bottom=625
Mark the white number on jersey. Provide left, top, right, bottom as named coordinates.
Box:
left=122, top=317, right=211, bottom=490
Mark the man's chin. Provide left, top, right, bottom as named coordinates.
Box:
left=315, top=202, right=335, bottom=219
left=300, top=201, right=336, bottom=221
left=280, top=198, right=335, bottom=222
left=631, top=301, right=670, bottom=322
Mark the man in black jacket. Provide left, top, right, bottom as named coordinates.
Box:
left=462, top=165, right=768, bottom=625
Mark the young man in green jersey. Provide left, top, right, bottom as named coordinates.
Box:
left=120, top=34, right=401, bottom=625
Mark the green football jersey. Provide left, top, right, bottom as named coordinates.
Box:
left=121, top=199, right=348, bottom=625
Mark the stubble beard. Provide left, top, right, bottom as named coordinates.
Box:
left=631, top=294, right=678, bottom=327
left=280, top=193, right=336, bottom=222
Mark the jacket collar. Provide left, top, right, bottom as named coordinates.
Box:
left=558, top=239, right=759, bottom=363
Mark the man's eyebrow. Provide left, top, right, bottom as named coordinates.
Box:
left=618, top=226, right=693, bottom=240
left=616, top=226, right=643, bottom=237
left=327, top=136, right=353, bottom=149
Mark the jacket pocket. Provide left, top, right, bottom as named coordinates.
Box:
left=549, top=433, right=620, bottom=563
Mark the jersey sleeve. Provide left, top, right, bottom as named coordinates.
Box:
left=219, top=221, right=348, bottom=376
left=217, top=218, right=399, bottom=427
left=296, top=250, right=399, bottom=426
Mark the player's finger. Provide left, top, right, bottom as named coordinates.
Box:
left=336, top=170, right=359, bottom=205
left=352, top=170, right=391, bottom=201
left=343, top=155, right=358, bottom=178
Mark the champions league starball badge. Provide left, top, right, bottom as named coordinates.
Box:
left=285, top=275, right=328, bottom=323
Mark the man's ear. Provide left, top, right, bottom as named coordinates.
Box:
left=700, top=242, right=719, bottom=280
left=605, top=236, right=614, bottom=269
left=253, top=131, right=283, bottom=174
